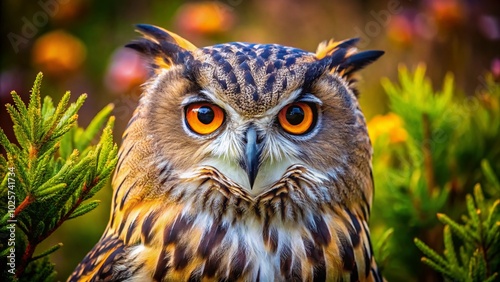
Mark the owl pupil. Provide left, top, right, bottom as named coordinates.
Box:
left=286, top=106, right=304, bottom=125
left=197, top=106, right=215, bottom=124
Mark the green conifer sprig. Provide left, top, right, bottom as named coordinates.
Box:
left=371, top=66, right=500, bottom=280
left=414, top=160, right=500, bottom=282
left=0, top=73, right=118, bottom=281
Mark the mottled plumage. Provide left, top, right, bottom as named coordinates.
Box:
left=70, top=24, right=384, bottom=281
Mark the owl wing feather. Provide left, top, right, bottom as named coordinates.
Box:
left=68, top=232, right=133, bottom=281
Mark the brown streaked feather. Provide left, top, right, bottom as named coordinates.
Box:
left=68, top=233, right=138, bottom=281
left=71, top=163, right=382, bottom=280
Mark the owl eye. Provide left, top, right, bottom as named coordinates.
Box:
left=185, top=103, right=225, bottom=135
left=278, top=102, right=316, bottom=135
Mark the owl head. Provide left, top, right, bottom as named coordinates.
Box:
left=123, top=24, right=383, bottom=213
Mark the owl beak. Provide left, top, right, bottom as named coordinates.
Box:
left=243, top=127, right=261, bottom=189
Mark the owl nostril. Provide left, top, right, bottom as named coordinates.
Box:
left=256, top=135, right=264, bottom=144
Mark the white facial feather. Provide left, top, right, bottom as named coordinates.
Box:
left=179, top=88, right=330, bottom=195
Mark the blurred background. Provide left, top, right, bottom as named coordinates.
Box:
left=1, top=0, right=499, bottom=280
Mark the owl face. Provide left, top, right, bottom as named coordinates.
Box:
left=128, top=24, right=382, bottom=203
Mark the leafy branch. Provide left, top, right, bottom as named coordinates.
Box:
left=0, top=73, right=118, bottom=281
left=415, top=160, right=500, bottom=282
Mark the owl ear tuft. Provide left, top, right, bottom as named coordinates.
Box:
left=315, top=38, right=384, bottom=96
left=315, top=38, right=360, bottom=59
left=336, top=50, right=385, bottom=78
left=316, top=37, right=384, bottom=76
left=126, top=24, right=197, bottom=74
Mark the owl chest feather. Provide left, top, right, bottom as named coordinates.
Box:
left=70, top=156, right=381, bottom=281
left=107, top=177, right=378, bottom=282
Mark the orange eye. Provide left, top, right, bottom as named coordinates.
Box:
left=278, top=102, right=315, bottom=135
left=185, top=103, right=225, bottom=135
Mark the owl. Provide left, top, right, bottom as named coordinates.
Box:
left=69, top=24, right=384, bottom=282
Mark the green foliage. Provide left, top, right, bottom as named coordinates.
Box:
left=372, top=228, right=394, bottom=274
left=371, top=65, right=500, bottom=281
left=0, top=73, right=118, bottom=281
left=415, top=163, right=500, bottom=281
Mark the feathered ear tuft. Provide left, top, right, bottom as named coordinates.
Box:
left=126, top=24, right=197, bottom=74
left=315, top=38, right=360, bottom=59
left=315, top=38, right=383, bottom=96
left=337, top=50, right=385, bottom=77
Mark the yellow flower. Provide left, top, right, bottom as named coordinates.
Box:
left=367, top=113, right=408, bottom=143
left=32, top=30, right=86, bottom=77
